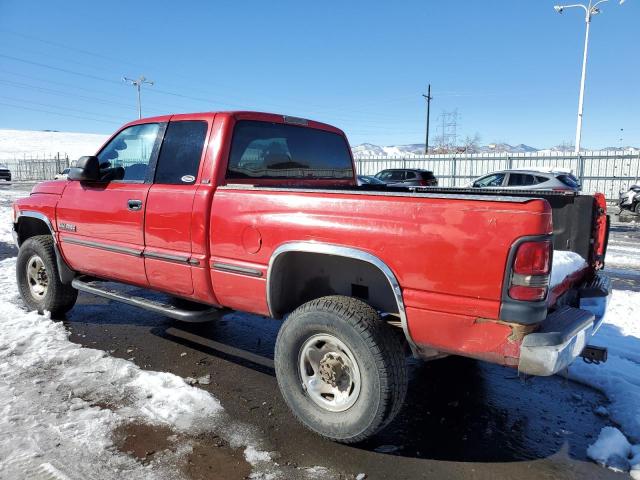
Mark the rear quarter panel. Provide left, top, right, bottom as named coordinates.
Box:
left=209, top=188, right=552, bottom=346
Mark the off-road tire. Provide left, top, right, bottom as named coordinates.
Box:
left=274, top=295, right=408, bottom=443
left=16, top=235, right=78, bottom=315
left=634, top=202, right=640, bottom=215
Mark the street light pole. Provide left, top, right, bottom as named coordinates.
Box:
left=575, top=10, right=591, bottom=153
left=123, top=75, right=154, bottom=119
left=553, top=0, right=626, bottom=153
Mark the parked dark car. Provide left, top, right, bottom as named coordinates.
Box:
left=374, top=169, right=438, bottom=187
left=357, top=175, right=386, bottom=186
left=0, top=163, right=11, bottom=181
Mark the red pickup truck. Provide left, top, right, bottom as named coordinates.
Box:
left=11, top=111, right=611, bottom=443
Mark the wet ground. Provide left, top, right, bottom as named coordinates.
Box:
left=3, top=182, right=637, bottom=479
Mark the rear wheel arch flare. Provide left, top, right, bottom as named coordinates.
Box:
left=266, top=242, right=416, bottom=351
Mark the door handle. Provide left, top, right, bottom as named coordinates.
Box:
left=127, top=199, right=143, bottom=211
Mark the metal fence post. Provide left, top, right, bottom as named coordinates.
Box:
left=452, top=155, right=457, bottom=187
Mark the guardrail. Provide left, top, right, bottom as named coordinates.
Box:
left=355, top=150, right=640, bottom=200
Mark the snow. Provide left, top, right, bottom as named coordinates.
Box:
left=0, top=129, right=108, bottom=161
left=587, top=427, right=632, bottom=471
left=0, top=192, right=334, bottom=479
left=550, top=250, right=587, bottom=287
left=569, top=288, right=640, bottom=474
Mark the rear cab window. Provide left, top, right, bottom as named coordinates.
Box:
left=226, top=120, right=354, bottom=181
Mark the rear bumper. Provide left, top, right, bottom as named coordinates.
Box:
left=518, top=272, right=611, bottom=376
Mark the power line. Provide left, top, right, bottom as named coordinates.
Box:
left=0, top=95, right=126, bottom=122
left=0, top=101, right=121, bottom=125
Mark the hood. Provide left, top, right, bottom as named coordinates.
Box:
left=31, top=180, right=68, bottom=195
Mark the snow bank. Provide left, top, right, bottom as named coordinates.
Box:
left=550, top=250, right=587, bottom=287
left=569, top=289, right=640, bottom=474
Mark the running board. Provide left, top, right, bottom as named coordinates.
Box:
left=71, top=276, right=218, bottom=323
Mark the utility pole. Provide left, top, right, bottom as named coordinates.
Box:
left=123, top=75, right=154, bottom=119
left=422, top=84, right=433, bottom=155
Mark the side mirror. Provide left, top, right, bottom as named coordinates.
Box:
left=68, top=156, right=100, bottom=182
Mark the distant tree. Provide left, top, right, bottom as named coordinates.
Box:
left=461, top=133, right=482, bottom=153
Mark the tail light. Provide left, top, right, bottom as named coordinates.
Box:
left=508, top=240, right=552, bottom=301
left=592, top=192, right=608, bottom=268
left=417, top=179, right=438, bottom=186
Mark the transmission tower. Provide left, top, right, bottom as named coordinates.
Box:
left=436, top=110, right=459, bottom=152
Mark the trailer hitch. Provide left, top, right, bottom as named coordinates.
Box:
left=581, top=345, right=608, bottom=365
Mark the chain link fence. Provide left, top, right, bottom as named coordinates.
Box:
left=0, top=153, right=70, bottom=181
left=355, top=150, right=640, bottom=200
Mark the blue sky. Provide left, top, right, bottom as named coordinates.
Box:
left=0, top=0, right=638, bottom=148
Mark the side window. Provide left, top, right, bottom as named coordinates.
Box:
left=154, top=121, right=208, bottom=184
left=535, top=175, right=548, bottom=184
left=509, top=173, right=536, bottom=187
left=405, top=171, right=417, bottom=180
left=475, top=173, right=505, bottom=187
left=97, top=123, right=160, bottom=182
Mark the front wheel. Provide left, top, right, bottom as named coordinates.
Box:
left=274, top=296, right=408, bottom=443
left=16, top=235, right=78, bottom=315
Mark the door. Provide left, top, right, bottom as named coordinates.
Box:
left=57, top=122, right=164, bottom=286
left=143, top=118, right=210, bottom=296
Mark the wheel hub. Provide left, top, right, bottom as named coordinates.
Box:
left=298, top=334, right=361, bottom=412
left=26, top=255, right=48, bottom=299
left=319, top=353, right=350, bottom=390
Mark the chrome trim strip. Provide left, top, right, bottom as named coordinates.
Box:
left=212, top=262, right=263, bottom=278
left=266, top=242, right=418, bottom=355
left=62, top=236, right=142, bottom=257
left=143, top=250, right=191, bottom=264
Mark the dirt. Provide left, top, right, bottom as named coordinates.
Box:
left=113, top=422, right=252, bottom=480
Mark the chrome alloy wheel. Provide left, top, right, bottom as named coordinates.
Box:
left=26, top=254, right=48, bottom=300
left=298, top=334, right=361, bottom=412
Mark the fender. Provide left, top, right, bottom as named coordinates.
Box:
left=266, top=241, right=418, bottom=355
left=14, top=211, right=76, bottom=284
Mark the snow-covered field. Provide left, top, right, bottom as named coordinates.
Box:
left=0, top=190, right=332, bottom=480
left=0, top=129, right=108, bottom=161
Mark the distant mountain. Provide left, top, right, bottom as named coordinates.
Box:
left=352, top=142, right=540, bottom=157
left=352, top=142, right=639, bottom=157
left=479, top=143, right=539, bottom=153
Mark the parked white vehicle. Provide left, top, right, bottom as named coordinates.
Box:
left=54, top=168, right=70, bottom=180
left=465, top=168, right=581, bottom=191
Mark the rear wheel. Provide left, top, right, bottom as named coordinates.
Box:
left=635, top=202, right=640, bottom=215
left=16, top=235, right=77, bottom=315
left=274, top=295, right=408, bottom=443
